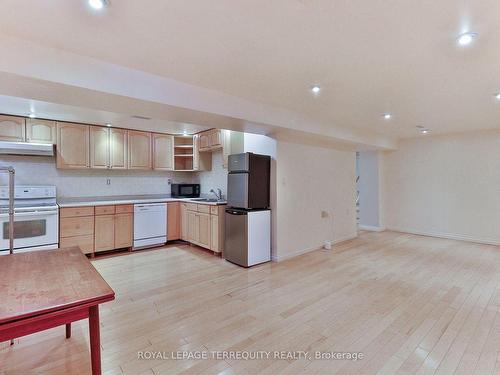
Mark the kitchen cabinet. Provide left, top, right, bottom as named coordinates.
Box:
left=210, top=215, right=219, bottom=252
left=199, top=131, right=211, bottom=151
left=56, top=122, right=90, bottom=169
left=192, top=134, right=212, bottom=171
left=109, top=128, right=128, bottom=169
left=115, top=213, right=133, bottom=248
left=198, top=129, right=223, bottom=151
left=94, top=215, right=115, bottom=252
left=167, top=201, right=180, bottom=240
left=26, top=119, right=56, bottom=144
left=183, top=203, right=225, bottom=253
left=128, top=130, right=152, bottom=169
left=90, top=126, right=109, bottom=169
left=59, top=206, right=95, bottom=255
left=153, top=133, right=174, bottom=170
left=197, top=212, right=211, bottom=249
left=181, top=203, right=188, bottom=240
left=0, top=115, right=25, bottom=142
left=59, top=204, right=133, bottom=256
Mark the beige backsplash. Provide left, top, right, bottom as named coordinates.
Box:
left=0, top=151, right=228, bottom=198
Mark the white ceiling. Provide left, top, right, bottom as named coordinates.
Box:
left=0, top=95, right=210, bottom=134
left=1, top=0, right=500, bottom=138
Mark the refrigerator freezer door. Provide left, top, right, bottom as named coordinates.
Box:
left=224, top=209, right=248, bottom=266
left=228, top=153, right=249, bottom=172
left=227, top=173, right=249, bottom=209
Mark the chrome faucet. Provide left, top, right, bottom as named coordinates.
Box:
left=210, top=188, right=223, bottom=201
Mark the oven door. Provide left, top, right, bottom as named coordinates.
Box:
left=0, top=210, right=59, bottom=252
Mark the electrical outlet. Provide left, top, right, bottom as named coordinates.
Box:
left=106, top=178, right=111, bottom=186
left=321, top=210, right=329, bottom=218
left=167, top=178, right=172, bottom=185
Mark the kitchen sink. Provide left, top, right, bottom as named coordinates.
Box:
left=189, top=198, right=219, bottom=202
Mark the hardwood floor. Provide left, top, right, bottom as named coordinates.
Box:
left=2, top=231, right=500, bottom=374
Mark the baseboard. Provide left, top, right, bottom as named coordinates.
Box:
left=272, top=233, right=358, bottom=262
left=358, top=225, right=386, bottom=232
left=387, top=226, right=500, bottom=247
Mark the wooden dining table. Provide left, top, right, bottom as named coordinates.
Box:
left=0, top=247, right=115, bottom=375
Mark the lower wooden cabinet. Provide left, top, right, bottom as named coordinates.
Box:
left=167, top=202, right=180, bottom=240
left=114, top=213, right=133, bottom=249
left=183, top=203, right=225, bottom=253
left=94, top=215, right=115, bottom=251
left=60, top=204, right=133, bottom=255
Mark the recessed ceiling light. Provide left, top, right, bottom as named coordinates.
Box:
left=421, top=129, right=429, bottom=134
left=106, top=123, right=112, bottom=127
left=457, top=32, right=477, bottom=46
left=383, top=113, right=392, bottom=120
left=88, top=0, right=108, bottom=10
left=495, top=93, right=500, bottom=100
left=311, top=85, right=321, bottom=94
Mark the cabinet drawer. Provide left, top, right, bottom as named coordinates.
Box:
left=60, top=216, right=94, bottom=237
left=197, top=204, right=210, bottom=214
left=95, top=205, right=116, bottom=215
left=60, top=235, right=94, bottom=254
left=210, top=206, right=219, bottom=215
left=60, top=206, right=94, bottom=218
left=186, top=203, right=198, bottom=212
left=115, top=204, right=133, bottom=214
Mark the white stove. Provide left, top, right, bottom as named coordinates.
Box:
left=0, top=186, right=59, bottom=254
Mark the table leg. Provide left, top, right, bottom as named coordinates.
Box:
left=66, top=323, right=71, bottom=339
left=89, top=306, right=101, bottom=375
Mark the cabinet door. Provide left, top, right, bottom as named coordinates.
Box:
left=56, top=122, right=90, bottom=169
left=198, top=212, right=211, bottom=249
left=0, top=115, right=25, bottom=142
left=167, top=202, right=180, bottom=240
left=110, top=128, right=128, bottom=169
left=187, top=211, right=199, bottom=244
left=210, top=129, right=222, bottom=149
left=26, top=119, right=56, bottom=144
left=199, top=131, right=211, bottom=151
left=115, top=213, right=133, bottom=248
left=192, top=134, right=200, bottom=170
left=181, top=203, right=188, bottom=240
left=153, top=134, right=174, bottom=170
left=94, top=215, right=115, bottom=252
left=128, top=130, right=152, bottom=169
left=90, top=126, right=109, bottom=169
left=210, top=214, right=219, bottom=252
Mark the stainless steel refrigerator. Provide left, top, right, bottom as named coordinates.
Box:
left=225, top=152, right=271, bottom=267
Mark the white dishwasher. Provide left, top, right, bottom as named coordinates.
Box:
left=133, top=203, right=167, bottom=250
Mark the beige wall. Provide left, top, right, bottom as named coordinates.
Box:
left=275, top=141, right=357, bottom=261
left=382, top=130, right=500, bottom=245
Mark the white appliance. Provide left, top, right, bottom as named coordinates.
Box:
left=0, top=186, right=59, bottom=254
left=133, top=203, right=167, bottom=250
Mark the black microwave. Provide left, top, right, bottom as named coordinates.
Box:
left=171, top=184, right=200, bottom=198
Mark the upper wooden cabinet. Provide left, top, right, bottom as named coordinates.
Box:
left=90, top=126, right=109, bottom=169
left=0, top=115, right=25, bottom=142
left=109, top=128, right=128, bottom=169
left=199, top=129, right=223, bottom=152
left=152, top=133, right=174, bottom=171
left=128, top=130, right=152, bottom=169
left=56, top=122, right=90, bottom=169
left=26, top=119, right=56, bottom=144
left=193, top=134, right=212, bottom=171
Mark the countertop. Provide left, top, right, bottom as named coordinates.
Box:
left=57, top=194, right=227, bottom=208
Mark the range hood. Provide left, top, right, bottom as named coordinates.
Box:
left=0, top=141, right=54, bottom=156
